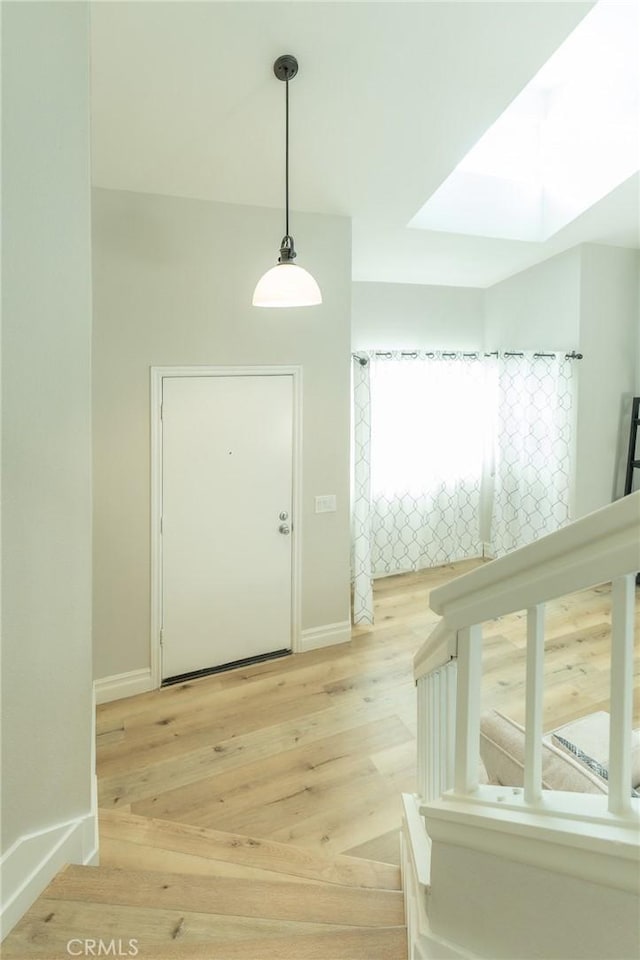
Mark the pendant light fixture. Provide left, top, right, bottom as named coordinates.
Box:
left=253, top=55, right=322, bottom=308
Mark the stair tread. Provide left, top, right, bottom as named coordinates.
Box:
left=2, top=925, right=407, bottom=960
left=44, top=864, right=405, bottom=927
left=1, top=897, right=363, bottom=958
left=130, top=927, right=408, bottom=959
left=99, top=835, right=338, bottom=887
left=99, top=809, right=401, bottom=889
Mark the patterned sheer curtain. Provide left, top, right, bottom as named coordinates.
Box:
left=490, top=352, right=575, bottom=557
left=352, top=350, right=577, bottom=624
left=352, top=352, right=486, bottom=624
left=352, top=358, right=373, bottom=623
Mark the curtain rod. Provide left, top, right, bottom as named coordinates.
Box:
left=352, top=350, right=583, bottom=365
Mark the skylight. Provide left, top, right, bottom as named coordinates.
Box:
left=410, top=1, right=640, bottom=242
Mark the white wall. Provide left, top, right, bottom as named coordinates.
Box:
left=352, top=281, right=484, bottom=351
left=429, top=841, right=639, bottom=960
left=92, top=187, right=352, bottom=681
left=575, top=244, right=639, bottom=515
left=1, top=0, right=94, bottom=916
left=484, top=247, right=582, bottom=351
left=637, top=267, right=640, bottom=394
left=484, top=244, right=639, bottom=518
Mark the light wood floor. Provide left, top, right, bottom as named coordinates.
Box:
left=97, top=560, right=640, bottom=867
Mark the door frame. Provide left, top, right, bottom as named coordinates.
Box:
left=150, top=365, right=303, bottom=689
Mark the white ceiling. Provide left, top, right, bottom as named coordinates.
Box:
left=89, top=1, right=639, bottom=288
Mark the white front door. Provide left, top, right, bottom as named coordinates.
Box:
left=161, top=374, right=294, bottom=681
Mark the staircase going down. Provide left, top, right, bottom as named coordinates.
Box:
left=2, top=810, right=407, bottom=959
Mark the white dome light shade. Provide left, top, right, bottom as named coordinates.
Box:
left=252, top=262, right=322, bottom=308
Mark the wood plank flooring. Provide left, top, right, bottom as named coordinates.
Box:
left=97, top=561, right=640, bottom=867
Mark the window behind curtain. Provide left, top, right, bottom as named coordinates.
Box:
left=368, top=352, right=487, bottom=576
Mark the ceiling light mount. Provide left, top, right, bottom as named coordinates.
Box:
left=252, top=53, right=322, bottom=308
left=273, top=54, right=298, bottom=83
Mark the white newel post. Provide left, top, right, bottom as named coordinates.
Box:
left=417, top=660, right=458, bottom=803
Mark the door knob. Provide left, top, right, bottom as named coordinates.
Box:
left=279, top=523, right=290, bottom=535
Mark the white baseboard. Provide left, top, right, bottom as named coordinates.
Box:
left=298, top=620, right=352, bottom=653
left=90, top=683, right=99, bottom=865
left=0, top=812, right=98, bottom=940
left=94, top=667, right=154, bottom=705
left=1, top=686, right=100, bottom=939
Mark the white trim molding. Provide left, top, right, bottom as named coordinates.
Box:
left=401, top=794, right=475, bottom=960
left=150, top=365, right=303, bottom=687
left=299, top=620, right=352, bottom=653
left=422, top=787, right=640, bottom=895
left=0, top=812, right=97, bottom=940
left=94, top=668, right=153, bottom=705
left=89, top=682, right=99, bottom=861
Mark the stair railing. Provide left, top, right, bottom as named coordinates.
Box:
left=413, top=491, right=640, bottom=835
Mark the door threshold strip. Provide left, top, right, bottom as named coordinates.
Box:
left=162, top=648, right=292, bottom=687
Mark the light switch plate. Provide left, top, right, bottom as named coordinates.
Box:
left=315, top=494, right=337, bottom=514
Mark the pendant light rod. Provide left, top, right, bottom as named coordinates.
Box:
left=285, top=75, right=289, bottom=239
left=274, top=55, right=298, bottom=261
